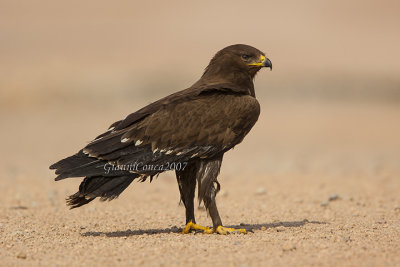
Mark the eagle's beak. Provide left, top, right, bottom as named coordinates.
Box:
left=248, top=55, right=272, bottom=70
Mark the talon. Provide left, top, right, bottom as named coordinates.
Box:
left=182, top=221, right=213, bottom=234
left=215, top=226, right=247, bottom=235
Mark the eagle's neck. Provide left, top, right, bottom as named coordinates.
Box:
left=200, top=66, right=256, bottom=97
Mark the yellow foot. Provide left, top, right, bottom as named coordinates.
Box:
left=215, top=226, right=247, bottom=235
left=181, top=221, right=213, bottom=234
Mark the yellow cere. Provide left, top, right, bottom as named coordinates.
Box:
left=248, top=55, right=266, bottom=66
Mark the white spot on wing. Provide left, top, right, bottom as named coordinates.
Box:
left=108, top=126, right=115, bottom=131
left=82, top=150, right=89, bottom=155
left=160, top=149, right=166, bottom=153
left=165, top=150, right=173, bottom=155
left=135, top=140, right=143, bottom=146
left=190, top=153, right=199, bottom=158
left=121, top=138, right=129, bottom=143
left=153, top=148, right=159, bottom=153
left=176, top=152, right=183, bottom=156
left=90, top=137, right=103, bottom=143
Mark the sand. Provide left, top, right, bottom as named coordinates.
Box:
left=1, top=101, right=399, bottom=266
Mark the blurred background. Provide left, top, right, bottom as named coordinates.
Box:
left=0, top=0, right=399, bottom=193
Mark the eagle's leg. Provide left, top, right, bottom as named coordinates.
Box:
left=203, top=183, right=246, bottom=234
left=199, top=157, right=247, bottom=234
left=203, top=182, right=222, bottom=227
left=176, top=163, right=212, bottom=234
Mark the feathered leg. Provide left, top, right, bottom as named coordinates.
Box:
left=203, top=180, right=222, bottom=228
left=177, top=162, right=212, bottom=234
left=197, top=156, right=247, bottom=234
left=176, top=163, right=197, bottom=224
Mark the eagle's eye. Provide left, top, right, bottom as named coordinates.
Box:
left=241, top=54, right=250, bottom=60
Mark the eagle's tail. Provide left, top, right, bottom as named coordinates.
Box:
left=67, top=175, right=136, bottom=209
left=50, top=150, right=139, bottom=208
left=50, top=150, right=128, bottom=181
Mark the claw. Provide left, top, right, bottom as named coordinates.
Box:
left=181, top=222, right=247, bottom=234
left=182, top=221, right=213, bottom=234
left=215, top=226, right=247, bottom=235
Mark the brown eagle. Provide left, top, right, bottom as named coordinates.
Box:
left=50, top=44, right=272, bottom=234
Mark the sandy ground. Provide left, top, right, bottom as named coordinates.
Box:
left=0, top=100, right=399, bottom=266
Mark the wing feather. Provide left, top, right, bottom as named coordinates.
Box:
left=82, top=89, right=259, bottom=173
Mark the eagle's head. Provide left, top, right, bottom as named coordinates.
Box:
left=203, top=44, right=272, bottom=80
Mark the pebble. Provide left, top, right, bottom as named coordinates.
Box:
left=321, top=201, right=329, bottom=207
left=321, top=194, right=340, bottom=206
left=328, top=194, right=340, bottom=201
left=282, top=244, right=296, bottom=252
left=260, top=226, right=267, bottom=231
left=276, top=226, right=285, bottom=232
left=16, top=252, right=27, bottom=259
left=343, top=236, right=351, bottom=242
left=255, top=187, right=266, bottom=195
left=11, top=206, right=28, bottom=210
left=375, top=220, right=386, bottom=224
left=13, top=231, right=24, bottom=236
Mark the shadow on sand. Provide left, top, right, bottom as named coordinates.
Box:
left=81, top=219, right=326, bottom=237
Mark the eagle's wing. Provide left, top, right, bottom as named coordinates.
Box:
left=83, top=91, right=260, bottom=170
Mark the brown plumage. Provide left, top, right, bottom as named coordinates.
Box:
left=50, top=44, right=272, bottom=234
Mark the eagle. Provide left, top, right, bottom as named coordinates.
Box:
left=50, top=44, right=272, bottom=234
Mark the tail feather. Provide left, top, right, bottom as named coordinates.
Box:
left=54, top=160, right=127, bottom=181
left=66, top=194, right=96, bottom=209
left=51, top=150, right=141, bottom=208
left=50, top=150, right=128, bottom=181
left=67, top=175, right=137, bottom=209
left=50, top=150, right=92, bottom=172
